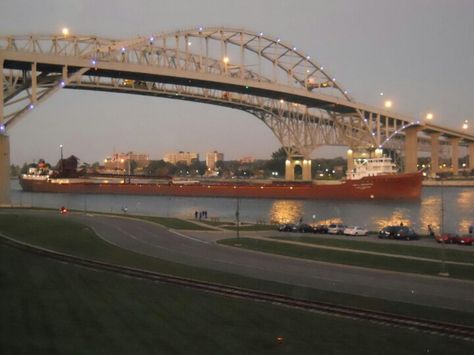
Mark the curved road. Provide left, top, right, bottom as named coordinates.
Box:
left=64, top=212, right=474, bottom=313
left=5, top=210, right=474, bottom=312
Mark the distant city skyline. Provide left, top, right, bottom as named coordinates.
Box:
left=1, top=0, right=473, bottom=165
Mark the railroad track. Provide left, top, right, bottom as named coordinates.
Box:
left=2, top=234, right=474, bottom=342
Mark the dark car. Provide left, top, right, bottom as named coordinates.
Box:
left=312, top=225, right=329, bottom=234
left=393, top=227, right=418, bottom=240
left=296, top=223, right=314, bottom=233
left=379, top=226, right=418, bottom=240
left=278, top=223, right=297, bottom=232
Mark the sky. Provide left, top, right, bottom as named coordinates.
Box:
left=1, top=0, right=473, bottom=165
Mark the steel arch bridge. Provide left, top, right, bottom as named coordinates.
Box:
left=1, top=27, right=474, bottom=190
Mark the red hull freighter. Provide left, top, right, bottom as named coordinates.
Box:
left=19, top=172, right=422, bottom=200
left=19, top=157, right=422, bottom=200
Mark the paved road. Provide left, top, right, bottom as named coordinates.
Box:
left=62, top=213, right=474, bottom=312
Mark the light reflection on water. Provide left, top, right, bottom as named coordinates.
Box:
left=269, top=200, right=303, bottom=224
left=10, top=180, right=474, bottom=234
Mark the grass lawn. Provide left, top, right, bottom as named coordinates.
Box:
left=1, top=243, right=473, bottom=354
left=272, top=235, right=474, bottom=263
left=1, top=212, right=474, bottom=328
left=218, top=238, right=474, bottom=281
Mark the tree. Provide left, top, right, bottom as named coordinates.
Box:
left=189, top=160, right=207, bottom=176
left=265, top=147, right=287, bottom=177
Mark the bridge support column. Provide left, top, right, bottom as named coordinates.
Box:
left=450, top=138, right=461, bottom=175
left=469, top=143, right=474, bottom=172
left=0, top=56, right=10, bottom=205
left=0, top=135, right=10, bottom=205
left=404, top=127, right=420, bottom=173
left=302, top=158, right=312, bottom=181
left=347, top=149, right=354, bottom=174
left=285, top=155, right=312, bottom=181
left=430, top=133, right=441, bottom=177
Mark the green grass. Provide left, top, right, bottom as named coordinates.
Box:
left=272, top=235, right=474, bottom=263
left=219, top=238, right=474, bottom=281
left=1, top=212, right=474, bottom=328
left=2, top=244, right=472, bottom=354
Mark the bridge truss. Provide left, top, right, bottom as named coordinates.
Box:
left=1, top=27, right=473, bottom=172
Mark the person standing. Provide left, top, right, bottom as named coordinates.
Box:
left=428, top=224, right=434, bottom=238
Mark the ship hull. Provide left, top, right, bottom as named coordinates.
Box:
left=19, top=173, right=423, bottom=200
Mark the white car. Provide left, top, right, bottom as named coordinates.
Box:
left=344, top=226, right=368, bottom=236
left=328, top=223, right=347, bottom=234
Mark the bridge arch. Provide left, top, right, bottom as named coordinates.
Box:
left=4, top=27, right=471, bottom=203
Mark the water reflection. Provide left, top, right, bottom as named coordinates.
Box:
left=371, top=208, right=412, bottom=231
left=419, top=195, right=441, bottom=234
left=9, top=180, right=474, bottom=234
left=456, top=190, right=474, bottom=209
left=269, top=200, right=303, bottom=224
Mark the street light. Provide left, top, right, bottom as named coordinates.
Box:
left=439, top=179, right=449, bottom=277
left=59, top=144, right=63, bottom=174
left=462, top=120, right=469, bottom=130
left=384, top=100, right=393, bottom=108
left=425, top=113, right=434, bottom=120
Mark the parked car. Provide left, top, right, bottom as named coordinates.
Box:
left=394, top=227, right=418, bottom=240
left=328, top=223, right=347, bottom=235
left=344, top=226, right=368, bottom=236
left=436, top=233, right=473, bottom=245
left=296, top=223, right=314, bottom=233
left=379, top=226, right=418, bottom=240
left=455, top=235, right=474, bottom=246
left=278, top=223, right=297, bottom=232
left=312, top=225, right=329, bottom=234
left=435, top=233, right=458, bottom=244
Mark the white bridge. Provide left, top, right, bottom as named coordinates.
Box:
left=1, top=27, right=473, bottom=202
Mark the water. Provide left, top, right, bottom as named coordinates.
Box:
left=10, top=180, right=474, bottom=234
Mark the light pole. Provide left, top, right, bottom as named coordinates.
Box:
left=59, top=144, right=63, bottom=174
left=439, top=178, right=449, bottom=277
left=236, top=176, right=240, bottom=241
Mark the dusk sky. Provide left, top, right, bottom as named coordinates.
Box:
left=1, top=0, right=473, bottom=165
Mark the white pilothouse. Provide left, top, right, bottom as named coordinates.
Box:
left=347, top=157, right=398, bottom=180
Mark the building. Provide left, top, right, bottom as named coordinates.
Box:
left=206, top=151, right=224, bottom=171
left=163, top=151, right=199, bottom=165
left=240, top=156, right=255, bottom=164
left=104, top=152, right=149, bottom=172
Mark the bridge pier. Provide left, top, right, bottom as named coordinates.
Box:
left=404, top=127, right=421, bottom=173
left=430, top=133, right=441, bottom=177
left=285, top=155, right=312, bottom=181
left=469, top=143, right=474, bottom=171
left=450, top=138, right=460, bottom=175
left=347, top=149, right=354, bottom=174
left=0, top=135, right=10, bottom=205
left=0, top=56, right=10, bottom=205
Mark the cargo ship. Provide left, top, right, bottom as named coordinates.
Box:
left=18, top=157, right=423, bottom=200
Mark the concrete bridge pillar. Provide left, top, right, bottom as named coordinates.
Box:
left=404, top=127, right=421, bottom=173
left=449, top=137, right=461, bottom=175
left=469, top=142, right=474, bottom=171
left=347, top=149, right=354, bottom=175
left=430, top=133, right=441, bottom=177
left=0, top=56, right=10, bottom=205
left=0, top=135, right=10, bottom=205
left=285, top=155, right=312, bottom=181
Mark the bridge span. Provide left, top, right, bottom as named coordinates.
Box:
left=1, top=27, right=473, bottom=203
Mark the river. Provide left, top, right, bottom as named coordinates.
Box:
left=9, top=180, right=474, bottom=234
